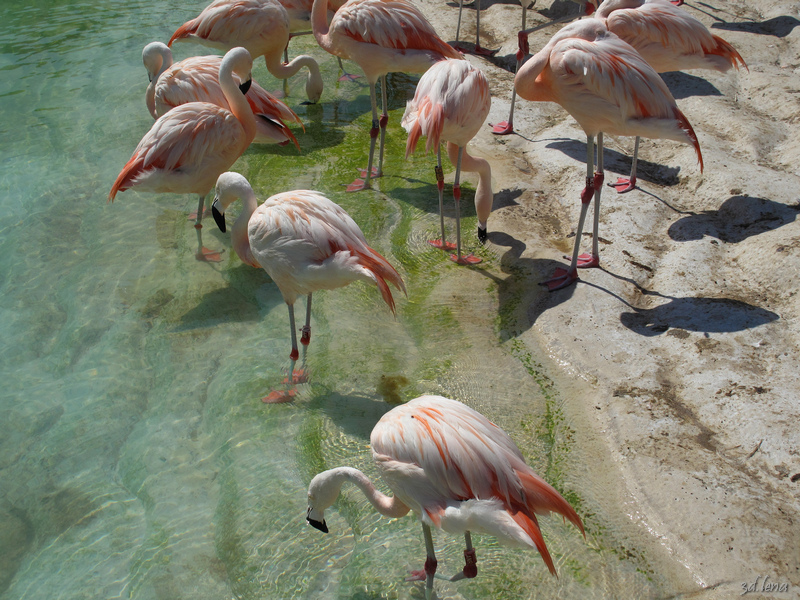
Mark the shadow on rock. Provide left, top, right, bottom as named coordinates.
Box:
left=545, top=139, right=681, bottom=187
left=661, top=71, right=722, bottom=100
left=668, top=195, right=800, bottom=243
left=619, top=296, right=779, bottom=336
left=711, top=15, right=800, bottom=38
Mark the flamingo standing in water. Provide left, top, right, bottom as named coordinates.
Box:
left=168, top=0, right=324, bottom=104
left=402, top=59, right=492, bottom=265
left=311, top=0, right=462, bottom=191
left=142, top=41, right=303, bottom=148
left=210, top=172, right=406, bottom=402
left=307, top=394, right=584, bottom=599
left=594, top=0, right=746, bottom=192
left=109, top=47, right=257, bottom=262
left=514, top=19, right=703, bottom=290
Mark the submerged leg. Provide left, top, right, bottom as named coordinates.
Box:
left=347, top=82, right=380, bottom=192
left=406, top=524, right=438, bottom=600
left=608, top=135, right=638, bottom=194
left=301, top=293, right=312, bottom=346
left=193, top=194, right=223, bottom=262
left=542, top=134, right=597, bottom=291
left=449, top=531, right=478, bottom=581
left=450, top=146, right=481, bottom=265
left=429, top=145, right=456, bottom=251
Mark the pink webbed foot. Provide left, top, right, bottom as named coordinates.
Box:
left=607, top=176, right=636, bottom=194
left=429, top=239, right=457, bottom=251
left=491, top=120, right=514, bottom=135
left=542, top=267, right=578, bottom=291
left=262, top=388, right=298, bottom=403
left=282, top=368, right=309, bottom=385
left=575, top=253, right=600, bottom=269
left=196, top=247, right=223, bottom=262
left=450, top=253, right=482, bottom=265
left=346, top=178, right=369, bottom=192
left=358, top=166, right=381, bottom=179
left=405, top=569, right=427, bottom=582
left=338, top=72, right=361, bottom=82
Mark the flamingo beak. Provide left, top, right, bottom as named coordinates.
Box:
left=306, top=507, right=328, bottom=533
left=239, top=77, right=252, bottom=95
left=211, top=198, right=226, bottom=233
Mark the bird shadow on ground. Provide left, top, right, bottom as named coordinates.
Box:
left=471, top=230, right=576, bottom=337
left=710, top=15, right=800, bottom=38
left=667, top=195, right=800, bottom=243
left=544, top=139, right=682, bottom=187
left=661, top=71, right=722, bottom=100
left=305, top=390, right=395, bottom=439
left=174, top=265, right=278, bottom=330
left=581, top=273, right=780, bottom=336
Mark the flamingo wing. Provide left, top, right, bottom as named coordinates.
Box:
left=169, top=0, right=289, bottom=47
left=109, top=103, right=246, bottom=199
left=331, top=0, right=460, bottom=58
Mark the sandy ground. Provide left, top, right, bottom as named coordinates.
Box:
left=413, top=0, right=800, bottom=595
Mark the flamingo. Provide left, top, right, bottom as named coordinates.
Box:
left=142, top=41, right=303, bottom=148
left=491, top=0, right=599, bottom=136
left=311, top=0, right=463, bottom=191
left=514, top=19, right=703, bottom=290
left=210, top=172, right=406, bottom=402
left=109, top=47, right=257, bottom=263
left=402, top=59, right=493, bottom=265
left=306, top=394, right=584, bottom=599
left=594, top=0, right=746, bottom=192
left=168, top=0, right=324, bottom=104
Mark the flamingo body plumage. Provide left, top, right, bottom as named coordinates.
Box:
left=312, top=0, right=462, bottom=190
left=307, top=395, right=584, bottom=598
left=142, top=42, right=302, bottom=148
left=211, top=172, right=405, bottom=400
left=514, top=19, right=702, bottom=288
left=109, top=47, right=257, bottom=262
left=169, top=0, right=323, bottom=103
left=402, top=58, right=492, bottom=262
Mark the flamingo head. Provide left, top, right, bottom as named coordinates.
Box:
left=306, top=470, right=344, bottom=533
left=142, top=41, right=172, bottom=83
left=212, top=171, right=254, bottom=233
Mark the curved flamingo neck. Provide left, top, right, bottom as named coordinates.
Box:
left=323, top=467, right=411, bottom=519
left=447, top=142, right=493, bottom=224
left=145, top=44, right=173, bottom=118
left=219, top=54, right=257, bottom=149
left=231, top=188, right=259, bottom=267
left=311, top=0, right=335, bottom=55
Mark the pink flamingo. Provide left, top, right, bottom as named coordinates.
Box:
left=307, top=394, right=584, bottom=599
left=311, top=0, right=462, bottom=191
left=109, top=47, right=257, bottom=263
left=142, top=41, right=302, bottom=148
left=210, top=172, right=406, bottom=402
left=595, top=0, right=746, bottom=192
left=168, top=0, right=324, bottom=103
left=514, top=19, right=703, bottom=290
left=402, top=59, right=493, bottom=265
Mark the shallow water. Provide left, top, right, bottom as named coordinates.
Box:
left=1, top=1, right=668, bottom=598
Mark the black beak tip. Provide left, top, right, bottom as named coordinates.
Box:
left=239, top=78, right=252, bottom=95
left=211, top=204, right=226, bottom=233
left=307, top=518, right=328, bottom=533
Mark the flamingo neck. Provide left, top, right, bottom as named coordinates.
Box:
left=219, top=57, right=257, bottom=149
left=446, top=142, right=493, bottom=224
left=311, top=0, right=335, bottom=55
left=322, top=467, right=411, bottom=519
left=145, top=44, right=173, bottom=118
left=231, top=189, right=259, bottom=267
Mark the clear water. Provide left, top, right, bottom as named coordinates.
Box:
left=0, top=1, right=667, bottom=598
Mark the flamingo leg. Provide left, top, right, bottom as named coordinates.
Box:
left=193, top=194, right=223, bottom=262
left=450, top=146, right=481, bottom=265
left=577, top=131, right=603, bottom=268
left=455, top=0, right=464, bottom=45
left=448, top=531, right=478, bottom=581
left=608, top=136, right=639, bottom=194
left=429, top=145, right=456, bottom=251
left=301, top=293, right=312, bottom=346
left=263, top=302, right=305, bottom=403
left=377, top=75, right=388, bottom=179
left=282, top=46, right=290, bottom=97
left=542, top=134, right=597, bottom=290
left=492, top=31, right=529, bottom=135
left=406, top=523, right=438, bottom=600
left=347, top=81, right=380, bottom=192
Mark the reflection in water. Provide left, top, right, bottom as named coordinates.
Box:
left=0, top=1, right=671, bottom=598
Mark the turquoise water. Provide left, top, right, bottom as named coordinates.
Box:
left=0, top=1, right=665, bottom=598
